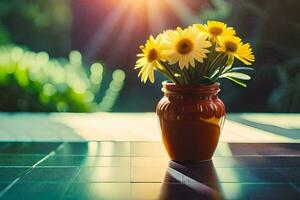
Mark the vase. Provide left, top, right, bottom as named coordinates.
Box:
left=156, top=82, right=226, bottom=162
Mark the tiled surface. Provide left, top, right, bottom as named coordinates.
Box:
left=0, top=113, right=299, bottom=142
left=0, top=142, right=299, bottom=199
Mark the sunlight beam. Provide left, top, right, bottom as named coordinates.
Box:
left=84, top=2, right=130, bottom=61
left=147, top=0, right=166, bottom=34
left=106, top=1, right=140, bottom=61
left=165, top=0, right=202, bottom=25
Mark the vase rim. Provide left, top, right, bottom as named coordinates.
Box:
left=162, top=81, right=220, bottom=95
left=162, top=81, right=220, bottom=87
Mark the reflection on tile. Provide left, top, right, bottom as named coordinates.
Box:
left=166, top=161, right=221, bottom=184
left=0, top=142, right=61, bottom=155
left=0, top=167, right=29, bottom=182
left=64, top=183, right=131, bottom=200
left=0, top=141, right=299, bottom=200
left=226, top=143, right=300, bottom=156
left=131, top=142, right=167, bottom=157
left=131, top=167, right=166, bottom=183
left=131, top=183, right=162, bottom=200
left=0, top=183, right=9, bottom=191
left=131, top=157, right=168, bottom=167
left=264, top=156, right=300, bottom=167
left=40, top=156, right=130, bottom=167
left=0, top=183, right=68, bottom=200
left=158, top=182, right=221, bottom=200
left=75, top=167, right=130, bottom=182
left=215, top=143, right=300, bottom=157
left=0, top=155, right=45, bottom=166
left=275, top=168, right=300, bottom=182
left=215, top=168, right=285, bottom=183
left=19, top=167, right=80, bottom=182
left=293, top=183, right=300, bottom=192
left=213, top=156, right=300, bottom=168
left=55, top=142, right=130, bottom=156
left=220, top=183, right=299, bottom=200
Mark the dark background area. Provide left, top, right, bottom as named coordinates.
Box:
left=0, top=0, right=299, bottom=112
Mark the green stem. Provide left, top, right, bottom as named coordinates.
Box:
left=156, top=68, right=175, bottom=83
left=160, top=62, right=181, bottom=85
left=211, top=55, right=228, bottom=80
left=183, top=68, right=190, bottom=85
left=202, top=42, right=217, bottom=76
left=207, top=54, right=227, bottom=77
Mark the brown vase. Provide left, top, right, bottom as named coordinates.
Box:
left=156, top=82, right=226, bottom=162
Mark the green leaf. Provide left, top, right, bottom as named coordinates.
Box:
left=202, top=76, right=214, bottom=81
left=220, top=72, right=251, bottom=80
left=222, top=65, right=232, bottom=73
left=224, top=77, right=247, bottom=87
left=229, top=67, right=254, bottom=72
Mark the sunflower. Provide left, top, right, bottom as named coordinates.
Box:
left=194, top=21, right=236, bottom=42
left=217, top=36, right=255, bottom=65
left=162, top=27, right=211, bottom=69
left=135, top=34, right=167, bottom=83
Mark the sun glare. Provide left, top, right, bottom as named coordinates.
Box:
left=85, top=0, right=201, bottom=62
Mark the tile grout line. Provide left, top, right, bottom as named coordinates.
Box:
left=0, top=143, right=65, bottom=199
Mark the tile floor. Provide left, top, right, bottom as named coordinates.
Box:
left=0, top=142, right=299, bottom=200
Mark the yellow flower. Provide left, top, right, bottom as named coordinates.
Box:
left=135, top=34, right=167, bottom=83
left=217, top=36, right=255, bottom=65
left=162, top=27, right=211, bottom=69
left=194, top=21, right=236, bottom=42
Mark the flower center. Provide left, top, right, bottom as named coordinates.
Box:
left=176, top=39, right=193, bottom=55
left=147, top=49, right=158, bottom=62
left=225, top=41, right=238, bottom=52
left=209, top=27, right=223, bottom=36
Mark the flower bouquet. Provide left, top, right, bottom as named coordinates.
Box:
left=135, top=21, right=255, bottom=162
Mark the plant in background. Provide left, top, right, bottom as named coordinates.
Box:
left=0, top=46, right=125, bottom=112
left=135, top=21, right=255, bottom=87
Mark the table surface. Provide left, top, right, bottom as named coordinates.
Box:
left=0, top=113, right=299, bottom=143
left=0, top=113, right=299, bottom=199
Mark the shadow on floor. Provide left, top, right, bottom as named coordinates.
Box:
left=228, top=115, right=300, bottom=140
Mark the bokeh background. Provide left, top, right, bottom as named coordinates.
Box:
left=0, top=0, right=299, bottom=113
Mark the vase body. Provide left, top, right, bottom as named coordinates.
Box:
left=156, top=82, right=226, bottom=162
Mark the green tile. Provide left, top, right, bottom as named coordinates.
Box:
left=0, top=142, right=61, bottom=155
left=39, top=156, right=130, bottom=167
left=74, top=167, right=130, bottom=182
left=19, top=167, right=80, bottom=182
left=0, top=183, right=68, bottom=200
left=0, top=183, right=9, bottom=192
left=0, top=155, right=45, bottom=166
left=0, top=167, right=29, bottom=182
left=55, top=142, right=130, bottom=156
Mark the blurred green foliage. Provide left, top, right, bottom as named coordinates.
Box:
left=0, top=0, right=298, bottom=112
left=200, top=0, right=300, bottom=113
left=0, top=46, right=125, bottom=112
left=0, top=0, right=71, bottom=56
left=270, top=58, right=300, bottom=112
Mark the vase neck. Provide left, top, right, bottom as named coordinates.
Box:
left=162, top=82, right=220, bottom=100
